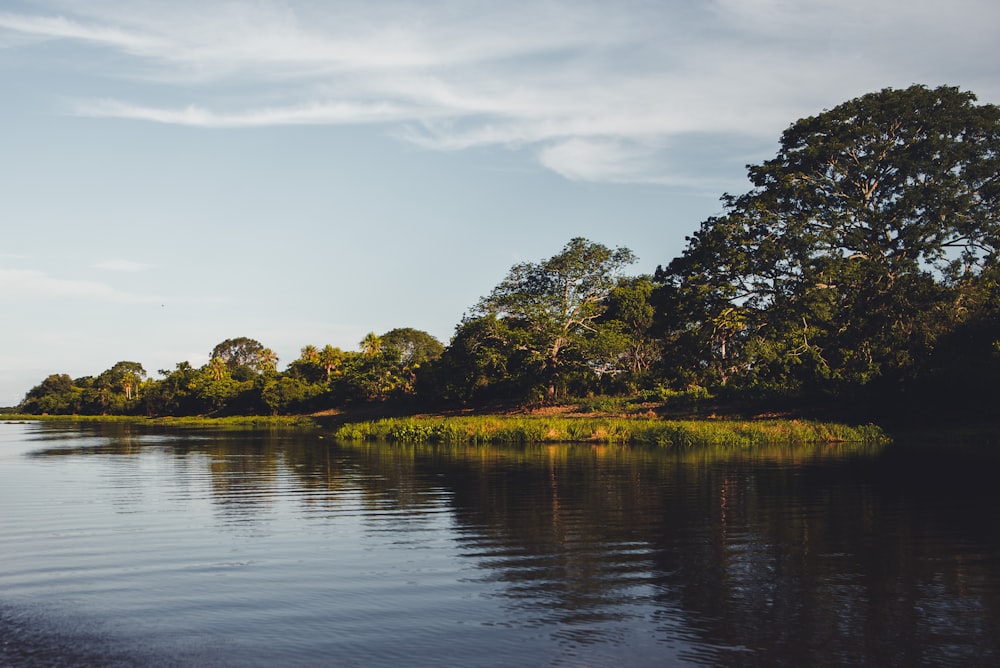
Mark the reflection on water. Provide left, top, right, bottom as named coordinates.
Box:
left=1, top=421, right=999, bottom=666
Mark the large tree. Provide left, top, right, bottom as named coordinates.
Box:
left=474, top=237, right=636, bottom=399
left=210, top=337, right=271, bottom=375
left=19, top=374, right=82, bottom=414
left=102, top=361, right=146, bottom=401
left=381, top=328, right=445, bottom=367
left=656, top=85, right=1000, bottom=395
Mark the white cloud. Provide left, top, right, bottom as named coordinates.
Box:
left=4, top=0, right=999, bottom=184
left=0, top=11, right=168, bottom=53
left=539, top=138, right=661, bottom=184
left=74, top=98, right=447, bottom=127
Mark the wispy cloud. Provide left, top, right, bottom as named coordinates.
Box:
left=4, top=0, right=999, bottom=183
left=74, top=98, right=446, bottom=127
left=0, top=11, right=167, bottom=52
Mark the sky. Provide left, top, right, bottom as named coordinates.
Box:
left=2, top=0, right=999, bottom=406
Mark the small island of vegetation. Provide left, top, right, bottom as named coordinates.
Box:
left=8, top=85, right=1000, bottom=444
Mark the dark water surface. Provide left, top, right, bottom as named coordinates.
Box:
left=2, top=420, right=999, bottom=666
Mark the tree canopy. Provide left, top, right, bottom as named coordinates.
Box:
left=210, top=337, right=273, bottom=374
left=656, top=84, right=1000, bottom=396
left=473, top=237, right=636, bottom=398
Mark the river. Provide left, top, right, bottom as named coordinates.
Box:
left=1, top=420, right=998, bottom=666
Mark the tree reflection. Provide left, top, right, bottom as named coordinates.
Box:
left=23, top=423, right=1000, bottom=665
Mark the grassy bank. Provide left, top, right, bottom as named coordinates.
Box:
left=0, top=414, right=317, bottom=429
left=2, top=412, right=889, bottom=447
left=333, top=415, right=889, bottom=447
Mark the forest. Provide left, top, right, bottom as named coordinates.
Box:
left=17, top=85, right=1000, bottom=421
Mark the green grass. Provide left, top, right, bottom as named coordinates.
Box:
left=3, top=412, right=889, bottom=447
left=0, top=413, right=139, bottom=423
left=0, top=413, right=317, bottom=429
left=332, top=415, right=889, bottom=447
left=146, top=415, right=317, bottom=429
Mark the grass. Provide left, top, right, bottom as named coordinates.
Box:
left=2, top=411, right=890, bottom=447
left=332, top=415, right=889, bottom=447
left=0, top=413, right=317, bottom=429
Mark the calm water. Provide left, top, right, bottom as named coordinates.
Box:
left=2, top=421, right=999, bottom=667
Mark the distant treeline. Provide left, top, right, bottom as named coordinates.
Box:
left=18, top=85, right=1000, bottom=419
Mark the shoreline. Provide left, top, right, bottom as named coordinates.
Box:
left=0, top=410, right=890, bottom=447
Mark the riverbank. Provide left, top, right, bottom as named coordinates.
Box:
left=1, top=411, right=889, bottom=447
left=0, top=414, right=317, bottom=429
left=331, top=415, right=889, bottom=447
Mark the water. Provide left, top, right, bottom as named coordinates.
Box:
left=2, top=420, right=999, bottom=666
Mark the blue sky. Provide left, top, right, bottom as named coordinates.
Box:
left=2, top=0, right=998, bottom=405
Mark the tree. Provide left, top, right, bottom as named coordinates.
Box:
left=656, top=85, right=1000, bottom=396
left=259, top=348, right=279, bottom=374
left=145, top=362, right=200, bottom=416
left=104, top=361, right=146, bottom=401
left=359, top=332, right=382, bottom=358
left=381, top=328, right=445, bottom=366
left=19, top=374, right=82, bottom=414
left=261, top=375, right=323, bottom=415
left=474, top=237, right=636, bottom=399
left=380, top=328, right=445, bottom=394
left=210, top=337, right=270, bottom=374
left=593, top=276, right=659, bottom=376
left=300, top=345, right=319, bottom=364
left=318, top=345, right=344, bottom=379
left=419, top=315, right=536, bottom=405
left=286, top=345, right=325, bottom=384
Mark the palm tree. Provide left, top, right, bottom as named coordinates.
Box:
left=360, top=332, right=382, bottom=358
left=319, top=345, right=344, bottom=379
left=259, top=348, right=279, bottom=373
left=208, top=356, right=227, bottom=381
left=300, top=345, right=319, bottom=364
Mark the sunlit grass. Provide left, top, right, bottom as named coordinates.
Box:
left=332, top=415, right=890, bottom=447
left=3, top=412, right=890, bottom=447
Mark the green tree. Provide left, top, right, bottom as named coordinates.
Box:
left=419, top=315, right=537, bottom=405
left=210, top=337, right=270, bottom=374
left=318, top=344, right=344, bottom=380
left=592, top=276, right=659, bottom=376
left=208, top=356, right=227, bottom=381
left=359, top=332, right=382, bottom=358
left=474, top=237, right=636, bottom=399
left=261, top=375, right=323, bottom=415
left=19, top=374, right=82, bottom=414
left=190, top=363, right=242, bottom=413
left=259, top=348, right=279, bottom=374
left=145, top=362, right=200, bottom=416
left=656, top=85, right=1000, bottom=396
left=287, top=345, right=326, bottom=384
left=381, top=328, right=444, bottom=366
left=380, top=328, right=445, bottom=394
left=105, top=361, right=147, bottom=401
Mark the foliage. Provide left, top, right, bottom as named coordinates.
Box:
left=381, top=328, right=444, bottom=366
left=592, top=275, right=659, bottom=375
left=210, top=337, right=276, bottom=375
left=471, top=237, right=637, bottom=399
left=19, top=374, right=82, bottom=414
left=333, top=415, right=889, bottom=447
left=655, top=85, right=1000, bottom=401
left=419, top=314, right=546, bottom=406
left=14, top=86, right=1000, bottom=420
